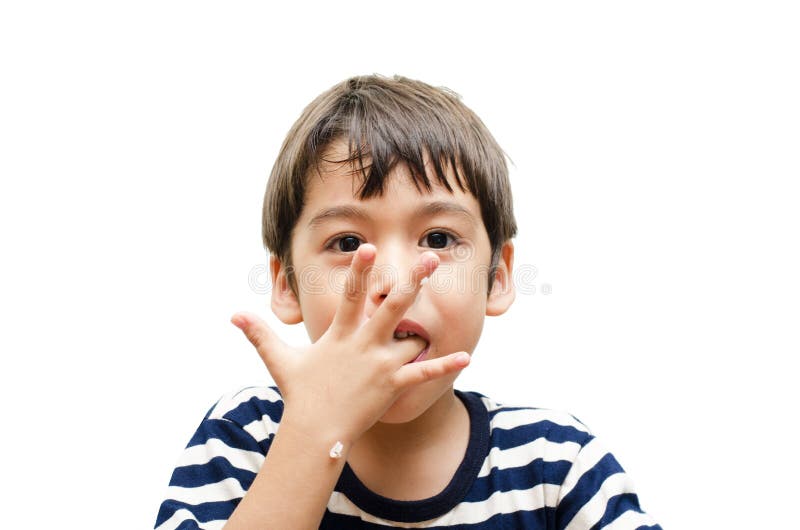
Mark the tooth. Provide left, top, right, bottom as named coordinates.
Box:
left=394, top=331, right=409, bottom=339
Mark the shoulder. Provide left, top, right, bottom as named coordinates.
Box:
left=458, top=389, right=596, bottom=477
left=202, top=385, right=285, bottom=442
left=461, top=389, right=594, bottom=444
left=459, top=391, right=662, bottom=528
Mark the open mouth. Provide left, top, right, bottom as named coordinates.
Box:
left=393, top=319, right=431, bottom=364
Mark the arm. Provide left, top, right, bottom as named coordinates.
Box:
left=555, top=436, right=662, bottom=530
left=222, top=416, right=346, bottom=529
left=221, top=244, right=469, bottom=529
left=154, top=387, right=349, bottom=530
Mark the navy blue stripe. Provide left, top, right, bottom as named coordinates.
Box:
left=557, top=452, right=624, bottom=530
left=169, top=456, right=257, bottom=490
left=590, top=493, right=645, bottom=530
left=186, top=418, right=265, bottom=452
left=320, top=507, right=555, bottom=529
left=221, top=393, right=284, bottom=427
left=464, top=459, right=572, bottom=502
left=155, top=498, right=239, bottom=527
left=491, top=420, right=592, bottom=450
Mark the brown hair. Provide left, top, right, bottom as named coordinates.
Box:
left=262, top=74, right=517, bottom=293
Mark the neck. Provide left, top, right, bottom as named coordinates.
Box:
left=355, top=388, right=463, bottom=458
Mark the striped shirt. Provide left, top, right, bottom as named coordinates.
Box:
left=155, top=386, right=661, bottom=529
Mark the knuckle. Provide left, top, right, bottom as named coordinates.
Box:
left=384, top=296, right=405, bottom=314
left=253, top=336, right=271, bottom=355
left=245, top=329, right=263, bottom=349
left=249, top=328, right=277, bottom=355
left=419, top=363, right=434, bottom=381
left=343, top=284, right=362, bottom=302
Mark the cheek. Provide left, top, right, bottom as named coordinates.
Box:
left=294, top=263, right=351, bottom=302
left=434, top=296, right=485, bottom=355
left=427, top=262, right=491, bottom=300
left=429, top=264, right=488, bottom=335
left=300, top=297, right=338, bottom=342
left=296, top=271, right=345, bottom=342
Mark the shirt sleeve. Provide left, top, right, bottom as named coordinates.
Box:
left=153, top=402, right=269, bottom=530
left=554, top=436, right=662, bottom=530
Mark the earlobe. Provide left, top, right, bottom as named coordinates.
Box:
left=270, top=255, right=303, bottom=325
left=486, top=241, right=515, bottom=317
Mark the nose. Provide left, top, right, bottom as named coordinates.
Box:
left=363, top=244, right=415, bottom=320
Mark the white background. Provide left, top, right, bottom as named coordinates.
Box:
left=1, top=1, right=798, bottom=528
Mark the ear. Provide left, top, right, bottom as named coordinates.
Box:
left=270, top=254, right=303, bottom=325
left=486, top=240, right=515, bottom=317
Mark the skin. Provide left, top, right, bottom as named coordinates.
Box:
left=225, top=139, right=515, bottom=525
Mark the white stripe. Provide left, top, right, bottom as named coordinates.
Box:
left=558, top=437, right=608, bottom=502
left=604, top=509, right=658, bottom=530
left=208, top=386, right=282, bottom=420
left=479, top=395, right=504, bottom=412
left=177, top=437, right=264, bottom=472
left=165, top=477, right=246, bottom=505
left=477, top=438, right=582, bottom=477
left=154, top=508, right=197, bottom=530
left=327, top=483, right=562, bottom=527
left=564, top=473, right=636, bottom=530
left=155, top=508, right=226, bottom=530
left=242, top=413, right=280, bottom=442
left=491, top=407, right=590, bottom=433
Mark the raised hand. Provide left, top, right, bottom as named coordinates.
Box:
left=230, top=243, right=471, bottom=448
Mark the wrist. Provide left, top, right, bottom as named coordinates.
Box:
left=279, top=408, right=354, bottom=460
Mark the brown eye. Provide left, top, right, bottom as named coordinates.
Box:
left=337, top=236, right=361, bottom=252
left=424, top=232, right=454, bottom=249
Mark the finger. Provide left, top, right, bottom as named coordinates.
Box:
left=230, top=311, right=290, bottom=369
left=330, top=244, right=376, bottom=335
left=391, top=352, right=471, bottom=389
left=363, top=251, right=439, bottom=340
left=393, top=335, right=430, bottom=365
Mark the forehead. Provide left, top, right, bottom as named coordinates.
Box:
left=297, top=143, right=483, bottom=230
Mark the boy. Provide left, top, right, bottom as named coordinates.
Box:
left=155, top=75, right=661, bottom=529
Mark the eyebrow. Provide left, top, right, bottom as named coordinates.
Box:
left=307, top=201, right=478, bottom=229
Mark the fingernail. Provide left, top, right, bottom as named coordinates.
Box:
left=456, top=353, right=470, bottom=365
left=231, top=314, right=246, bottom=328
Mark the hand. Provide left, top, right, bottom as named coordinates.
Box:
left=230, top=244, right=471, bottom=447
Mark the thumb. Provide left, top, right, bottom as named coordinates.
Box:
left=230, top=311, right=289, bottom=370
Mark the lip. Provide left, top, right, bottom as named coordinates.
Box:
left=393, top=319, right=431, bottom=344
left=394, top=319, right=431, bottom=364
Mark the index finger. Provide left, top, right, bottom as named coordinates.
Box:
left=362, top=251, right=439, bottom=340
left=329, top=243, right=376, bottom=335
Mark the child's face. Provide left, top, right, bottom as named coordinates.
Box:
left=271, top=139, right=514, bottom=424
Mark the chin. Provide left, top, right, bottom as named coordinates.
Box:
left=377, top=382, right=454, bottom=424
left=377, top=403, right=427, bottom=424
